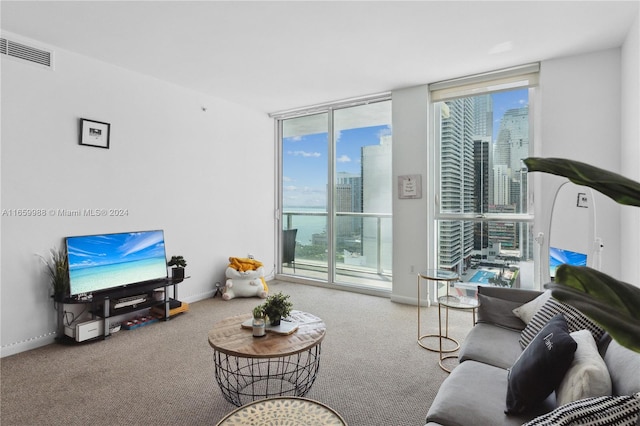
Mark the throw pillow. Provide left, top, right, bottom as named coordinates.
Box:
left=505, top=314, right=577, bottom=415
left=477, top=294, right=527, bottom=331
left=556, top=329, right=612, bottom=406
left=522, top=393, right=640, bottom=426
left=512, top=290, right=551, bottom=324
left=519, top=297, right=605, bottom=349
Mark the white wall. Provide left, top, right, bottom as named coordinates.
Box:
left=0, top=34, right=274, bottom=357
left=390, top=86, right=430, bottom=304
left=535, top=49, right=622, bottom=281
left=391, top=46, right=634, bottom=304
left=620, top=12, right=640, bottom=285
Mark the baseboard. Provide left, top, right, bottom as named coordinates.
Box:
left=1, top=332, right=57, bottom=358
left=390, top=294, right=430, bottom=306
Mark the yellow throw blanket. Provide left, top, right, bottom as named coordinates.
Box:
left=228, top=257, right=264, bottom=272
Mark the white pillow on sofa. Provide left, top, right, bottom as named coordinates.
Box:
left=556, top=329, right=612, bottom=406
left=512, top=290, right=551, bottom=324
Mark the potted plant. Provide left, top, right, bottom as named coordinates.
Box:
left=40, top=245, right=70, bottom=302
left=524, top=157, right=640, bottom=353
left=167, top=255, right=187, bottom=282
left=252, top=305, right=266, bottom=337
left=260, top=292, right=293, bottom=326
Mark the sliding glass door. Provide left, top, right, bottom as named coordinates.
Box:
left=280, top=113, right=330, bottom=281
left=277, top=98, right=392, bottom=291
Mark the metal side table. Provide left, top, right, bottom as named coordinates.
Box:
left=437, top=294, right=479, bottom=372
left=417, top=269, right=459, bottom=352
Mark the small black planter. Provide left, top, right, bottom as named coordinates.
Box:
left=171, top=267, right=185, bottom=282
left=270, top=316, right=281, bottom=326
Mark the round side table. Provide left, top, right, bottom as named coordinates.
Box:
left=437, top=294, right=479, bottom=373
left=417, top=269, right=459, bottom=352
left=215, top=397, right=347, bottom=426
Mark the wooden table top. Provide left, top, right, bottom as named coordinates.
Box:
left=208, top=310, right=326, bottom=358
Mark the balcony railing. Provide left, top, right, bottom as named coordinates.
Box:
left=282, top=211, right=392, bottom=289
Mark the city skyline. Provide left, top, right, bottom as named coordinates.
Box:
left=282, top=89, right=528, bottom=209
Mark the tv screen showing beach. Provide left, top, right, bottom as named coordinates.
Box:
left=549, top=246, right=587, bottom=279
left=66, top=230, right=168, bottom=296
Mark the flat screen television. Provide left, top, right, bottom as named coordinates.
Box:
left=66, top=230, right=168, bottom=297
left=549, top=246, right=587, bottom=280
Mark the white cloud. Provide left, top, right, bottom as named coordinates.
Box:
left=337, top=155, right=351, bottom=163
left=290, top=150, right=321, bottom=158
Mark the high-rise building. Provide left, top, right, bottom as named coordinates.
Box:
left=361, top=134, right=392, bottom=270
left=439, top=98, right=474, bottom=274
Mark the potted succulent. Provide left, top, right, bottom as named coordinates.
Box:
left=260, top=292, right=293, bottom=326
left=252, top=305, right=266, bottom=337
left=524, top=157, right=640, bottom=353
left=167, top=255, right=187, bottom=282
left=40, top=245, right=70, bottom=302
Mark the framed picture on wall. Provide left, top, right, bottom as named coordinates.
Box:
left=398, top=174, right=422, bottom=199
left=80, top=118, right=110, bottom=149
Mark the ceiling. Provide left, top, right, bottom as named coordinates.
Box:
left=1, top=1, right=638, bottom=114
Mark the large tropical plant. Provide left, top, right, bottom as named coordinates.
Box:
left=524, top=157, right=640, bottom=353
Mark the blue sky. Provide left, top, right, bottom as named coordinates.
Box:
left=67, top=230, right=166, bottom=270
left=283, top=89, right=528, bottom=208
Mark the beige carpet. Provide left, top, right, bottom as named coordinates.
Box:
left=0, top=281, right=474, bottom=426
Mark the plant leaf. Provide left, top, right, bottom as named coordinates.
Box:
left=524, top=157, right=640, bottom=207
left=547, top=265, right=640, bottom=352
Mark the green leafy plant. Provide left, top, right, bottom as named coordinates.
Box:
left=524, top=157, right=640, bottom=352
left=252, top=305, right=264, bottom=319
left=259, top=292, right=293, bottom=325
left=39, top=245, right=70, bottom=299
left=167, top=255, right=187, bottom=268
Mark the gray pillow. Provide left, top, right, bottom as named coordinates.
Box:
left=477, top=294, right=527, bottom=331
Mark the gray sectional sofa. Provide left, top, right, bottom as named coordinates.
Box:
left=425, top=285, right=640, bottom=426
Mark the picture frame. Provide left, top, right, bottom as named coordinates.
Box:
left=80, top=118, right=110, bottom=149
left=398, top=174, right=422, bottom=199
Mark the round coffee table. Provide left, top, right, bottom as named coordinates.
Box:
left=208, top=310, right=326, bottom=406
left=215, top=397, right=347, bottom=426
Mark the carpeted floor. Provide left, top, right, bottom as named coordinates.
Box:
left=0, top=281, right=474, bottom=426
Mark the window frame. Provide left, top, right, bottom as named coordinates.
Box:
left=428, top=64, right=540, bottom=288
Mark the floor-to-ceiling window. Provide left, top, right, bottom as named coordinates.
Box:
left=274, top=96, right=392, bottom=291
left=430, top=65, right=538, bottom=299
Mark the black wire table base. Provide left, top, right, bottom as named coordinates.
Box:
left=213, top=344, right=322, bottom=406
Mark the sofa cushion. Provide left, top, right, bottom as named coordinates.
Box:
left=512, top=290, right=551, bottom=324
left=522, top=393, right=640, bottom=426
left=459, top=323, right=524, bottom=370
left=556, top=329, right=612, bottom=406
left=477, top=293, right=527, bottom=331
left=506, top=314, right=577, bottom=415
left=426, top=360, right=555, bottom=426
left=519, top=297, right=605, bottom=349
left=604, top=339, right=640, bottom=396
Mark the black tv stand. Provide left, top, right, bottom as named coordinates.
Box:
left=56, top=277, right=186, bottom=341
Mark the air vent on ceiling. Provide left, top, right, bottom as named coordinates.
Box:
left=0, top=37, right=53, bottom=69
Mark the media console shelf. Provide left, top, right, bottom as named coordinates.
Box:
left=56, top=277, right=188, bottom=342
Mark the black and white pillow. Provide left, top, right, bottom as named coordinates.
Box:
left=523, top=393, right=640, bottom=426
left=519, top=297, right=605, bottom=349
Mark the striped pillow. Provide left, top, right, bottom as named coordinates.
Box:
left=523, top=393, right=640, bottom=426
left=519, top=297, right=604, bottom=349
